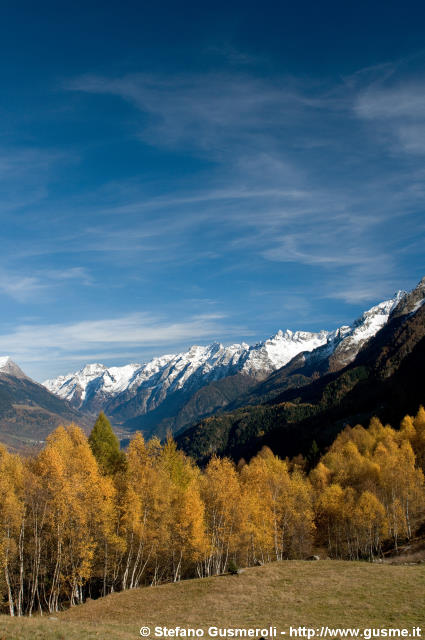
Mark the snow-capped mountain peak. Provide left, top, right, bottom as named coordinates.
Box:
left=0, top=356, right=28, bottom=379
left=240, top=329, right=330, bottom=375
left=0, top=356, right=12, bottom=369
left=44, top=361, right=142, bottom=404
left=314, top=291, right=406, bottom=371
left=43, top=291, right=408, bottom=422
left=43, top=328, right=331, bottom=412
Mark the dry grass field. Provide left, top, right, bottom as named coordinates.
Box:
left=0, top=560, right=424, bottom=640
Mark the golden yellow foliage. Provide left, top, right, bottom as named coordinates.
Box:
left=1, top=407, right=425, bottom=616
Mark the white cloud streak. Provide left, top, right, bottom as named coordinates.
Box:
left=1, top=63, right=422, bottom=382
left=65, top=72, right=327, bottom=155
left=355, top=81, right=425, bottom=155
left=0, top=268, right=92, bottom=302
left=0, top=313, right=247, bottom=380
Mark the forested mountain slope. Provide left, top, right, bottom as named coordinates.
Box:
left=176, top=278, right=425, bottom=464
left=44, top=294, right=402, bottom=440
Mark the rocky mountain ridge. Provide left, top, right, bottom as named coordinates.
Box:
left=42, top=292, right=404, bottom=436
left=0, top=358, right=88, bottom=451
left=176, top=277, right=425, bottom=464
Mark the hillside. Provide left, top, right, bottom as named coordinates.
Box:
left=0, top=561, right=424, bottom=639
left=176, top=278, right=425, bottom=464
left=0, top=358, right=89, bottom=450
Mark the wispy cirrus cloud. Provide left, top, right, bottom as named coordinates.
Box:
left=355, top=74, right=425, bottom=155
left=0, top=275, right=45, bottom=303
left=0, top=267, right=92, bottom=302
left=1, top=5, right=425, bottom=384
left=0, top=312, right=248, bottom=380
left=2, top=62, right=424, bottom=382
left=63, top=70, right=424, bottom=296
left=65, top=72, right=328, bottom=155
left=355, top=83, right=425, bottom=120
left=0, top=147, right=74, bottom=215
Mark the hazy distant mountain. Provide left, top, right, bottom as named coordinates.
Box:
left=0, top=356, right=28, bottom=379
left=0, top=358, right=88, bottom=451
left=43, top=292, right=403, bottom=439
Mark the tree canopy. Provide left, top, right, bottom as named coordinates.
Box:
left=88, top=412, right=126, bottom=475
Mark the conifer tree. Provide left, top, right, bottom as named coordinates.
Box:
left=413, top=406, right=425, bottom=471
left=88, top=412, right=125, bottom=475
left=307, top=440, right=320, bottom=468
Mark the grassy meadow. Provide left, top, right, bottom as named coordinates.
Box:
left=0, top=560, right=424, bottom=640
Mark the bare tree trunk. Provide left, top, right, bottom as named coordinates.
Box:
left=122, top=532, right=134, bottom=590
left=4, top=536, right=15, bottom=617
left=17, top=518, right=25, bottom=616
left=103, top=540, right=108, bottom=597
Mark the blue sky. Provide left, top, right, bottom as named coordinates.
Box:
left=1, top=0, right=425, bottom=380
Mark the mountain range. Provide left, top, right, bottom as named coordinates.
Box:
left=42, top=292, right=404, bottom=440
left=0, top=357, right=87, bottom=451
left=176, top=277, right=425, bottom=463
left=1, top=278, right=423, bottom=457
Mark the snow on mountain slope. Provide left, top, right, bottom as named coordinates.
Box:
left=43, top=330, right=332, bottom=413
left=327, top=291, right=406, bottom=370
left=0, top=356, right=29, bottom=379
left=45, top=362, right=143, bottom=404
left=0, top=356, right=11, bottom=369
left=241, top=329, right=330, bottom=375
left=43, top=292, right=406, bottom=418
